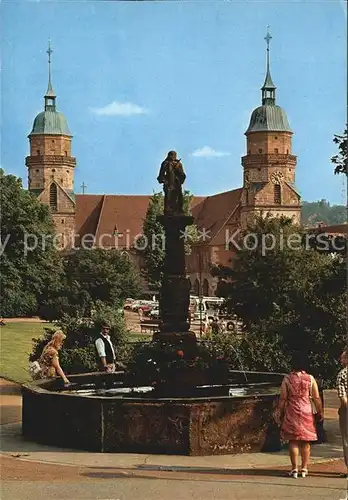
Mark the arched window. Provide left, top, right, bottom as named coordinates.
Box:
left=274, top=184, right=281, bottom=205
left=203, top=279, right=209, bottom=297
left=50, top=183, right=58, bottom=212
left=194, top=279, right=200, bottom=296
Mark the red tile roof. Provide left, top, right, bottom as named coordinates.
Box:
left=309, top=223, right=347, bottom=235
left=75, top=194, right=207, bottom=249
left=191, top=188, right=242, bottom=245
left=75, top=194, right=103, bottom=239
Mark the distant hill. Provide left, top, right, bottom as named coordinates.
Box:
left=301, top=199, right=346, bottom=226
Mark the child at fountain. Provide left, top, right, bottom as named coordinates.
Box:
left=274, top=350, right=323, bottom=478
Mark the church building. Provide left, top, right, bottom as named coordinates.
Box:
left=26, top=34, right=301, bottom=295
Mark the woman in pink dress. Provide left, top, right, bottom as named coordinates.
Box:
left=274, top=351, right=323, bottom=478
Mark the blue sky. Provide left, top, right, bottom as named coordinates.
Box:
left=1, top=0, right=346, bottom=204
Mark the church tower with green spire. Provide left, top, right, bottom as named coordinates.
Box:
left=25, top=42, right=76, bottom=247
left=240, top=29, right=301, bottom=228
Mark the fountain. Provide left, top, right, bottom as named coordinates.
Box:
left=22, top=151, right=283, bottom=455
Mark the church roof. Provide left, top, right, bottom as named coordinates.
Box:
left=246, top=104, right=292, bottom=133
left=29, top=110, right=71, bottom=136
left=30, top=42, right=71, bottom=137
left=75, top=194, right=206, bottom=249
left=191, top=188, right=242, bottom=245
left=246, top=29, right=292, bottom=134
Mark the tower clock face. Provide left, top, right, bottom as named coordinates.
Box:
left=270, top=171, right=284, bottom=184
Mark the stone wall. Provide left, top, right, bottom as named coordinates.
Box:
left=246, top=131, right=292, bottom=155
left=26, top=134, right=76, bottom=192
left=29, top=134, right=72, bottom=156
left=51, top=215, right=76, bottom=249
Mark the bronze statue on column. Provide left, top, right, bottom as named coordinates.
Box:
left=157, top=151, right=186, bottom=215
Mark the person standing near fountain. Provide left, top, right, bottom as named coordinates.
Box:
left=95, top=323, right=116, bottom=372
left=274, top=351, right=323, bottom=478
left=336, top=349, right=348, bottom=479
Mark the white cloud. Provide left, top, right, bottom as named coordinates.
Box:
left=190, top=146, right=231, bottom=158
left=91, top=101, right=148, bottom=116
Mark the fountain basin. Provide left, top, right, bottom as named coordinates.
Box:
left=22, top=370, right=283, bottom=455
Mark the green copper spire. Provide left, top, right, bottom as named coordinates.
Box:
left=261, top=27, right=276, bottom=105
left=29, top=40, right=71, bottom=136
left=44, top=40, right=56, bottom=110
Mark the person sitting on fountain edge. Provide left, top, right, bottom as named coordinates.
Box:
left=95, top=322, right=116, bottom=373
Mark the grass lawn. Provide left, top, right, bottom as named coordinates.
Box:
left=0, top=322, right=53, bottom=384
left=128, top=333, right=151, bottom=343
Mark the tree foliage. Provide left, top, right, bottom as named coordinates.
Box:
left=212, top=215, right=346, bottom=386
left=39, top=248, right=140, bottom=321
left=331, top=127, right=347, bottom=175
left=301, top=199, right=346, bottom=226
left=0, top=170, right=62, bottom=317
left=140, top=190, right=197, bottom=290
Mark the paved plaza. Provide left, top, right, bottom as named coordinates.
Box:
left=1, top=378, right=347, bottom=499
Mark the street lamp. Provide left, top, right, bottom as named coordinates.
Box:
left=198, top=250, right=203, bottom=337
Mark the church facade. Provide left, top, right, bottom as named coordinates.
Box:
left=26, top=37, right=301, bottom=296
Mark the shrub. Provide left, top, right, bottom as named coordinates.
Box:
left=59, top=345, right=98, bottom=374
left=126, top=338, right=244, bottom=386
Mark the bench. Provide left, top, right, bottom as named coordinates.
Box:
left=140, top=321, right=159, bottom=334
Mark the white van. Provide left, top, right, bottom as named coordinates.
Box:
left=190, top=296, right=224, bottom=320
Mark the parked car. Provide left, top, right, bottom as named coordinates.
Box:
left=124, top=298, right=135, bottom=310
left=148, top=308, right=160, bottom=320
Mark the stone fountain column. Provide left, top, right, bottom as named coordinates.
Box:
left=153, top=214, right=196, bottom=343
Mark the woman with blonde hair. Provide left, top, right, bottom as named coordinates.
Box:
left=38, top=331, right=70, bottom=385
left=274, top=350, right=323, bottom=478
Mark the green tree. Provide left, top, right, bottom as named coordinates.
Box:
left=301, top=199, right=346, bottom=226
left=140, top=191, right=197, bottom=290
left=0, top=170, right=62, bottom=317
left=39, top=248, right=140, bottom=321
left=331, top=127, right=347, bottom=175
left=212, top=215, right=346, bottom=385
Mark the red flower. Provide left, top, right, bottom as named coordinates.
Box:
left=176, top=350, right=184, bottom=358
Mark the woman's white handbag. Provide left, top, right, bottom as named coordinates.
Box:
left=29, top=361, right=42, bottom=378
